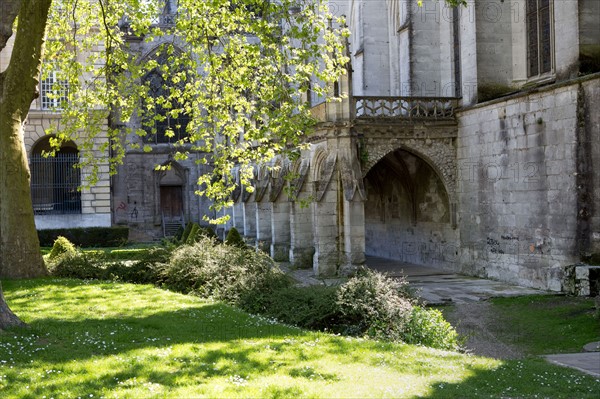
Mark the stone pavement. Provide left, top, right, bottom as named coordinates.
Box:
left=365, top=256, right=544, bottom=305
left=545, top=352, right=600, bottom=377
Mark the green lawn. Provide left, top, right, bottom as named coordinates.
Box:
left=1, top=279, right=599, bottom=398
left=490, top=295, right=600, bottom=355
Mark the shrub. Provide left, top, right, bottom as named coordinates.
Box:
left=156, top=237, right=290, bottom=310
left=260, top=285, right=339, bottom=330
left=180, top=222, right=194, bottom=243
left=38, top=227, right=129, bottom=247
left=335, top=269, right=414, bottom=340
left=403, top=307, right=460, bottom=350
left=49, top=251, right=107, bottom=280
left=199, top=226, right=218, bottom=241
left=224, top=227, right=246, bottom=248
left=50, top=246, right=170, bottom=284
left=185, top=223, right=201, bottom=245
left=48, top=236, right=77, bottom=261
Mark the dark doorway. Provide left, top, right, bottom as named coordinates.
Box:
left=160, top=185, right=183, bottom=218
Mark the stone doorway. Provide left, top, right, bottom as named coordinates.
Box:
left=160, top=185, right=183, bottom=218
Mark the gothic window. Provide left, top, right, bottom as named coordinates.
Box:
left=527, top=0, right=553, bottom=77
left=30, top=137, right=81, bottom=215
left=40, top=70, right=68, bottom=110
left=142, top=51, right=190, bottom=144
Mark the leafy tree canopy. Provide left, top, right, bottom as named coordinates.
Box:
left=40, top=0, right=350, bottom=222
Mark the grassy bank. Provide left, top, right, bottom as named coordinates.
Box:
left=490, top=295, right=600, bottom=355
left=1, top=279, right=598, bottom=398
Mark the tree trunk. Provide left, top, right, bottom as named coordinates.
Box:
left=0, top=283, right=26, bottom=330
left=0, top=0, right=51, bottom=279
left=0, top=0, right=52, bottom=328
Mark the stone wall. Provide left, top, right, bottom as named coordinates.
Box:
left=456, top=76, right=600, bottom=290
left=111, top=149, right=213, bottom=241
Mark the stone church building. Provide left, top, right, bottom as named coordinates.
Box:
left=4, top=0, right=599, bottom=292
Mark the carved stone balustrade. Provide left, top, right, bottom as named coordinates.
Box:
left=353, top=96, right=459, bottom=120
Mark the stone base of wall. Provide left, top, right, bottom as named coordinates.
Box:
left=35, top=214, right=111, bottom=230
left=290, top=247, right=315, bottom=269
left=563, top=264, right=600, bottom=296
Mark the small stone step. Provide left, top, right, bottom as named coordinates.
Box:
left=583, top=341, right=600, bottom=352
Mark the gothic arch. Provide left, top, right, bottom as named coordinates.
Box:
left=362, top=139, right=457, bottom=204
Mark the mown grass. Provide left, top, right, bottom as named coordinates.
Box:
left=1, top=279, right=599, bottom=398
left=489, top=295, right=600, bottom=355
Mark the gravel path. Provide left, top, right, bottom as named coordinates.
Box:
left=443, top=301, right=525, bottom=359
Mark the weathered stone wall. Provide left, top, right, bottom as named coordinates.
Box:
left=581, top=78, right=600, bottom=255
left=474, top=0, right=514, bottom=88
left=555, top=0, right=581, bottom=80
left=111, top=149, right=213, bottom=241
left=456, top=77, right=600, bottom=290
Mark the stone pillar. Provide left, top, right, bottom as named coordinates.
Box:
left=341, top=198, right=366, bottom=275
left=289, top=201, right=314, bottom=269
left=231, top=200, right=243, bottom=231
left=242, top=201, right=257, bottom=246
left=255, top=201, right=272, bottom=253
left=270, top=201, right=290, bottom=261
left=312, top=188, right=340, bottom=277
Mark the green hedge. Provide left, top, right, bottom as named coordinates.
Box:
left=38, top=227, right=129, bottom=247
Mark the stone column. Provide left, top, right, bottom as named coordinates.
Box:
left=270, top=201, right=290, bottom=261
left=255, top=201, right=272, bottom=253
left=341, top=198, right=366, bottom=275
left=312, top=188, right=340, bottom=277
left=289, top=201, right=314, bottom=269
left=242, top=201, right=257, bottom=246
left=232, top=200, right=244, bottom=231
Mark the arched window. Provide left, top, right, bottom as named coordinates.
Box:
left=30, top=137, right=81, bottom=214
left=142, top=50, right=190, bottom=144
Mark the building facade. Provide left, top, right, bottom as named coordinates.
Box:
left=220, top=0, right=600, bottom=292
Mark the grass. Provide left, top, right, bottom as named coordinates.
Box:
left=1, top=279, right=599, bottom=398
left=489, top=295, right=600, bottom=355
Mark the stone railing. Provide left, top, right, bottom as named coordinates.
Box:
left=353, top=96, right=459, bottom=120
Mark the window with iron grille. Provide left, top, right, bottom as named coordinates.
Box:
left=30, top=140, right=81, bottom=215
left=41, top=70, right=69, bottom=110
left=526, top=0, right=553, bottom=77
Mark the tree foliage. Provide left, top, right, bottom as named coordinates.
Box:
left=43, top=0, right=350, bottom=222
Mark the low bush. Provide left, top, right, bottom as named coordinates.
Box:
left=49, top=251, right=107, bottom=280
left=48, top=236, right=77, bottom=261
left=38, top=227, right=129, bottom=247
left=180, top=222, right=194, bottom=243
left=224, top=227, right=246, bottom=248
left=260, top=285, right=339, bottom=330
left=404, top=307, right=460, bottom=350
left=156, top=237, right=291, bottom=311
left=49, top=247, right=170, bottom=285
left=335, top=268, right=414, bottom=340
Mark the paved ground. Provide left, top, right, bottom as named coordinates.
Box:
left=545, top=353, right=600, bottom=377
left=280, top=256, right=600, bottom=378
left=365, top=256, right=544, bottom=305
